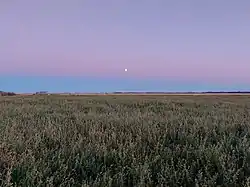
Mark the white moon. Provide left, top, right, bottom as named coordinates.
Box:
left=124, top=68, right=128, bottom=72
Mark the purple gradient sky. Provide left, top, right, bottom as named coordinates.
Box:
left=0, top=1, right=250, bottom=86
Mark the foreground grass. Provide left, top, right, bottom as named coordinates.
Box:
left=0, top=95, right=250, bottom=186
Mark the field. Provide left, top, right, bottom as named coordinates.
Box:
left=1, top=95, right=250, bottom=186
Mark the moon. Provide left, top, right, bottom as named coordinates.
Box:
left=124, top=68, right=128, bottom=72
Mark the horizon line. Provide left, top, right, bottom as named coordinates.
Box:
left=2, top=91, right=250, bottom=95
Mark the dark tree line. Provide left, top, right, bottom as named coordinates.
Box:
left=0, top=91, right=16, bottom=96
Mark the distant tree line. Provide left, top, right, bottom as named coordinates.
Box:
left=33, top=91, right=50, bottom=95
left=0, top=91, right=16, bottom=96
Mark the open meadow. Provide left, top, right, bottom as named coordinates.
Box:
left=1, top=94, right=250, bottom=186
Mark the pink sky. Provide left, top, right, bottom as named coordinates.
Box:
left=0, top=0, right=249, bottom=82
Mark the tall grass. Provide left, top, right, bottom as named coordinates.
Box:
left=0, top=95, right=250, bottom=186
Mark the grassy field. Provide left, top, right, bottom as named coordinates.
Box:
left=1, top=95, right=250, bottom=186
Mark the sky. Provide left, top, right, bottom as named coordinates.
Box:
left=0, top=0, right=249, bottom=92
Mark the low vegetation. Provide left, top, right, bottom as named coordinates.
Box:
left=0, top=95, right=250, bottom=186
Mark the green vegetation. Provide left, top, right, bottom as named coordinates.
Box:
left=1, top=95, right=250, bottom=186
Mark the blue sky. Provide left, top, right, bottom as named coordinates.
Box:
left=1, top=76, right=249, bottom=93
